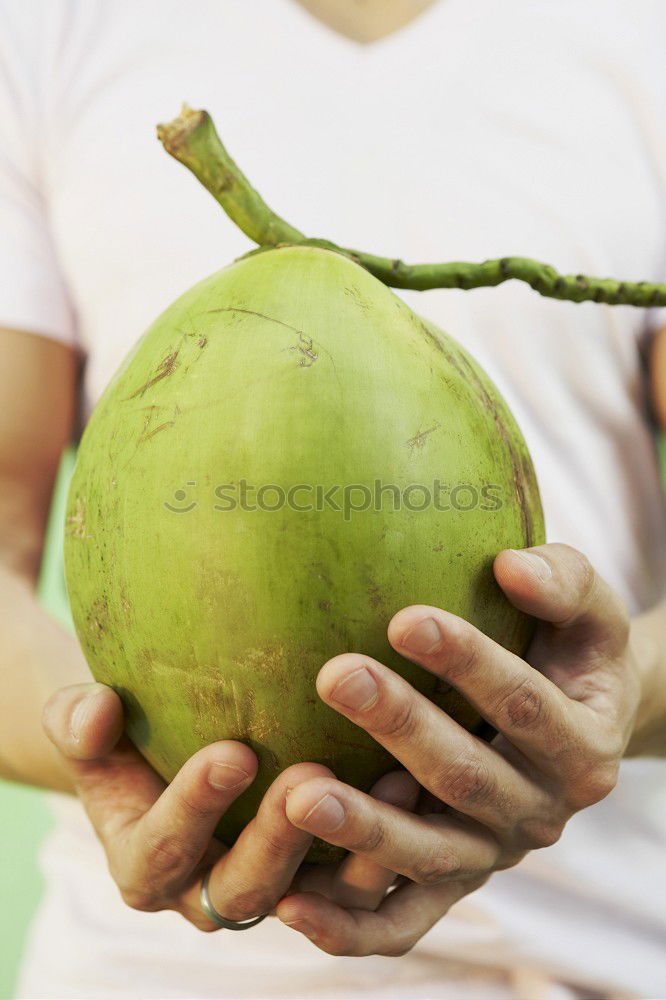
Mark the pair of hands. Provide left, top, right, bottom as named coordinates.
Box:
left=42, top=544, right=641, bottom=957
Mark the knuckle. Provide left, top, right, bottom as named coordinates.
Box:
left=497, top=677, right=543, bottom=730
left=495, top=847, right=527, bottom=870
left=517, top=818, right=564, bottom=850
left=322, top=935, right=357, bottom=957
left=602, top=733, right=626, bottom=763
left=221, top=886, right=274, bottom=923
left=119, top=885, right=161, bottom=912
left=371, top=695, right=420, bottom=743
left=411, top=846, right=462, bottom=885
left=176, top=900, right=221, bottom=933
left=178, top=784, right=215, bottom=823
left=445, top=624, right=482, bottom=683
left=384, top=938, right=417, bottom=958
left=349, top=817, right=388, bottom=856
left=431, top=754, right=494, bottom=810
left=332, top=939, right=363, bottom=957
left=258, top=821, right=305, bottom=863
left=567, top=762, right=619, bottom=810
left=144, top=829, right=197, bottom=877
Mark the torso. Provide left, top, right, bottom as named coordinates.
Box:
left=292, top=0, right=437, bottom=43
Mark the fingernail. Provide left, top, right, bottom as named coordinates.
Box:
left=400, top=617, right=442, bottom=655
left=284, top=918, right=317, bottom=939
left=330, top=667, right=378, bottom=711
left=510, top=549, right=552, bottom=581
left=69, top=687, right=107, bottom=743
left=302, top=793, right=346, bottom=833
left=208, top=762, right=250, bottom=790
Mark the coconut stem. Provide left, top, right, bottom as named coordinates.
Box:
left=156, top=105, right=304, bottom=246
left=157, top=105, right=666, bottom=308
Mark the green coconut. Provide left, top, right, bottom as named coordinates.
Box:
left=64, top=243, right=544, bottom=861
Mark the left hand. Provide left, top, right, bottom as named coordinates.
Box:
left=276, top=543, right=642, bottom=956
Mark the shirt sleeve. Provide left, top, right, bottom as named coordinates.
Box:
left=0, top=0, right=78, bottom=346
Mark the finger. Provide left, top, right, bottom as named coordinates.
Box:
left=287, top=770, right=419, bottom=909
left=183, top=763, right=332, bottom=925
left=42, top=683, right=170, bottom=822
left=316, top=652, right=551, bottom=820
left=277, top=876, right=485, bottom=957
left=493, top=544, right=629, bottom=657
left=285, top=775, right=501, bottom=885
left=323, top=770, right=419, bottom=909
left=42, top=683, right=125, bottom=760
left=42, top=681, right=266, bottom=915
left=110, top=739, right=259, bottom=911
left=385, top=606, right=584, bottom=774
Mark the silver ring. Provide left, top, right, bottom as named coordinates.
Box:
left=199, top=865, right=268, bottom=930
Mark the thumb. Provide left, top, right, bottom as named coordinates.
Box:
left=42, top=682, right=124, bottom=761
left=494, top=543, right=629, bottom=659
left=41, top=681, right=172, bottom=826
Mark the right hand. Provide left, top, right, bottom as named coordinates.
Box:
left=42, top=681, right=417, bottom=931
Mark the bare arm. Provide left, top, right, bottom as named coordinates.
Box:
left=626, top=325, right=666, bottom=756
left=650, top=324, right=666, bottom=428
left=0, top=328, right=92, bottom=793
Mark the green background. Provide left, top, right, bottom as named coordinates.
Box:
left=1, top=439, right=664, bottom=1000
left=0, top=449, right=75, bottom=1000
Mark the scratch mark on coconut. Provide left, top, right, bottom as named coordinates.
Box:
left=247, top=706, right=282, bottom=755
left=406, top=422, right=441, bottom=452
left=367, top=581, right=386, bottom=610
left=137, top=419, right=176, bottom=443
left=360, top=564, right=390, bottom=615
left=208, top=306, right=304, bottom=336
left=208, top=307, right=321, bottom=369
left=276, top=726, right=308, bottom=763
left=122, top=403, right=180, bottom=455
left=290, top=332, right=318, bottom=367
left=125, top=349, right=180, bottom=400
left=229, top=679, right=243, bottom=735
left=235, top=645, right=292, bottom=698
left=174, top=318, right=210, bottom=374
left=141, top=657, right=200, bottom=678
left=187, top=677, right=235, bottom=740
left=66, top=496, right=89, bottom=539
left=120, top=588, right=133, bottom=624
left=174, top=311, right=206, bottom=348
left=87, top=597, right=110, bottom=641
left=343, top=285, right=370, bottom=313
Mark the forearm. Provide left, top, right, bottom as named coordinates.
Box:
left=626, top=597, right=666, bottom=757
left=0, top=562, right=92, bottom=794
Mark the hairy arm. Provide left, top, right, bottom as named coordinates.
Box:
left=0, top=328, right=91, bottom=793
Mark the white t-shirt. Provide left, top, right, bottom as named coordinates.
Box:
left=2, top=1, right=666, bottom=997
